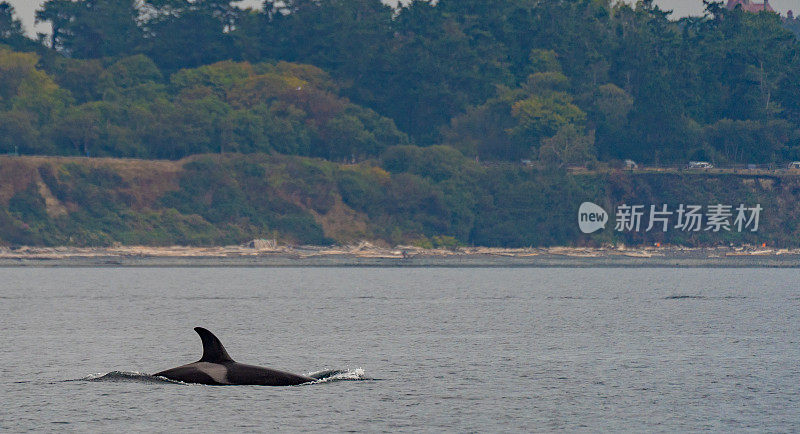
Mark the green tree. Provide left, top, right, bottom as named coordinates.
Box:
left=702, top=119, right=790, bottom=163
left=261, top=0, right=394, bottom=81
left=785, top=15, right=800, bottom=39
left=379, top=0, right=511, bottom=145
left=0, top=48, right=71, bottom=125
left=0, top=110, right=41, bottom=154
left=142, top=0, right=241, bottom=71
left=0, top=1, right=23, bottom=40
left=101, top=55, right=163, bottom=89
left=526, top=49, right=561, bottom=75
left=510, top=93, right=586, bottom=148
left=47, top=57, right=105, bottom=104
left=52, top=104, right=101, bottom=156
left=441, top=96, right=517, bottom=160
left=538, top=125, right=596, bottom=168
left=0, top=48, right=39, bottom=105
left=170, top=60, right=254, bottom=98
left=0, top=2, right=38, bottom=51
left=37, top=0, right=142, bottom=58
left=588, top=83, right=633, bottom=159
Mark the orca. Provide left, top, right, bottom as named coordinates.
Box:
left=154, top=327, right=317, bottom=386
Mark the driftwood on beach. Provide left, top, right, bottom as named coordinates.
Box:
left=1, top=243, right=799, bottom=268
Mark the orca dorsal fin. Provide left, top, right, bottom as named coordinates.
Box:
left=194, top=327, right=234, bottom=363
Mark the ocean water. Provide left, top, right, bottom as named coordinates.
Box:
left=1, top=267, right=798, bottom=431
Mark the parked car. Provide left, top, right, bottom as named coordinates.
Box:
left=624, top=159, right=638, bottom=170
left=688, top=161, right=713, bottom=169
left=788, top=162, right=800, bottom=169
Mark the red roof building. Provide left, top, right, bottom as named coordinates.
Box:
left=726, top=0, right=775, bottom=13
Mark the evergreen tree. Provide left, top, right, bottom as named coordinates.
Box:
left=37, top=0, right=142, bottom=58
left=0, top=1, right=24, bottom=40
left=142, top=0, right=242, bottom=71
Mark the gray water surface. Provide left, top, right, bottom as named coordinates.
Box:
left=1, top=267, right=798, bottom=431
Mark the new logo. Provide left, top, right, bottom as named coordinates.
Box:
left=578, top=202, right=608, bottom=234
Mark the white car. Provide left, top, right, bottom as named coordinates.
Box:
left=688, top=161, right=713, bottom=169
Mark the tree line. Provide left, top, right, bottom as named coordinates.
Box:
left=1, top=0, right=799, bottom=166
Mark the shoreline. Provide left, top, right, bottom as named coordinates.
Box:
left=1, top=245, right=800, bottom=267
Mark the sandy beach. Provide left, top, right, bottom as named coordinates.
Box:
left=1, top=243, right=799, bottom=267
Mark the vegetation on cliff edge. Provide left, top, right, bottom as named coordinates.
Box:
left=0, top=153, right=794, bottom=247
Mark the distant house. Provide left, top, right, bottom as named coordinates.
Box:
left=726, top=0, right=774, bottom=13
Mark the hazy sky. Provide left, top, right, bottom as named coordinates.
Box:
left=6, top=0, right=800, bottom=37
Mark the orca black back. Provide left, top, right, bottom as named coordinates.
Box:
left=154, top=328, right=316, bottom=386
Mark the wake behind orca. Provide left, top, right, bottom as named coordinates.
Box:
left=154, top=327, right=329, bottom=386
